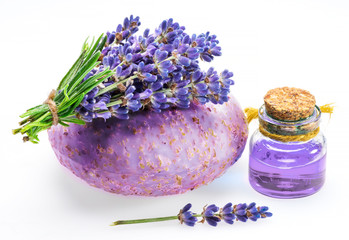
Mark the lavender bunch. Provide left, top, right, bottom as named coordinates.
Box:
left=75, top=15, right=234, bottom=122
left=14, top=15, right=235, bottom=143
left=111, top=202, right=272, bottom=227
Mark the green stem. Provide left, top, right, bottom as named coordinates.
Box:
left=154, top=35, right=163, bottom=43
left=110, top=213, right=223, bottom=226
left=159, top=56, right=176, bottom=64
left=111, top=215, right=179, bottom=226
left=20, top=112, right=51, bottom=133
left=109, top=93, right=123, bottom=101
left=153, top=89, right=170, bottom=94
left=95, top=75, right=138, bottom=97
left=106, top=100, right=122, bottom=108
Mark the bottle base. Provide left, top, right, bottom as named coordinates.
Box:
left=249, top=168, right=325, bottom=199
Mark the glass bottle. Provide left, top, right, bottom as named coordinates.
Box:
left=249, top=105, right=326, bottom=198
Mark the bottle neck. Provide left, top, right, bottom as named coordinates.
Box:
left=258, top=105, right=321, bottom=136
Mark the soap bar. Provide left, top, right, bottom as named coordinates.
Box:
left=48, top=96, right=248, bottom=196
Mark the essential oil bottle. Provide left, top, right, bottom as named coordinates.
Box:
left=249, top=87, right=327, bottom=199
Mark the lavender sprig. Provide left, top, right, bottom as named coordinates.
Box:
left=111, top=202, right=272, bottom=227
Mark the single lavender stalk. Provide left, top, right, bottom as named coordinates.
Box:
left=111, top=203, right=272, bottom=227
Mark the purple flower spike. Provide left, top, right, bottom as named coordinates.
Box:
left=258, top=206, right=273, bottom=218
left=210, top=46, right=222, bottom=56
left=167, top=97, right=177, bottom=103
left=142, top=63, right=155, bottom=73
left=195, top=96, right=209, bottom=104
left=154, top=50, right=168, bottom=62
left=202, top=204, right=221, bottom=227
left=178, top=44, right=189, bottom=54
left=176, top=99, right=190, bottom=108
left=247, top=202, right=256, bottom=210
left=201, top=52, right=213, bottom=62
left=111, top=202, right=271, bottom=227
left=220, top=203, right=235, bottom=224
left=221, top=69, right=235, bottom=86
left=123, top=17, right=130, bottom=30
left=187, top=48, right=200, bottom=59
left=151, top=81, right=163, bottom=91
left=161, top=20, right=168, bottom=32
left=113, top=107, right=129, bottom=120
left=120, top=65, right=133, bottom=78
left=125, top=85, right=136, bottom=96
left=125, top=53, right=133, bottom=62
left=176, top=87, right=189, bottom=95
left=233, top=203, right=248, bottom=222
left=135, top=89, right=153, bottom=100
left=178, top=204, right=198, bottom=227
left=95, top=111, right=112, bottom=121
left=143, top=28, right=150, bottom=37
left=179, top=56, right=191, bottom=66
left=143, top=73, right=157, bottom=83
left=127, top=100, right=142, bottom=112
left=159, top=60, right=172, bottom=69
left=106, top=31, right=116, bottom=45
left=152, top=92, right=166, bottom=101
left=93, top=101, right=108, bottom=111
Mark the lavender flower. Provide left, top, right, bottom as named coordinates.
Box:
left=232, top=202, right=273, bottom=222
left=220, top=203, right=235, bottom=224
left=201, top=204, right=221, bottom=227
left=111, top=202, right=272, bottom=227
left=178, top=203, right=198, bottom=227
left=112, top=107, right=129, bottom=120
left=106, top=15, right=141, bottom=47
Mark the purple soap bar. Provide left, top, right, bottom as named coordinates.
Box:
left=48, top=96, right=247, bottom=196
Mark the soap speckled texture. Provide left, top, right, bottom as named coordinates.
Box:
left=48, top=96, right=247, bottom=196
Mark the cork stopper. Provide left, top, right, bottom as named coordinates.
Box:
left=264, top=87, right=316, bottom=121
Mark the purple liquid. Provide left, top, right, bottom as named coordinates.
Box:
left=249, top=137, right=326, bottom=198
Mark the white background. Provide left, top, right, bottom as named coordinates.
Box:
left=1, top=0, right=348, bottom=239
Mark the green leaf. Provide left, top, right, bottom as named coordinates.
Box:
left=20, top=104, right=48, bottom=118
left=58, top=93, right=84, bottom=114
left=81, top=37, right=89, bottom=52
left=61, top=117, right=85, bottom=125
left=67, top=51, right=101, bottom=95
left=77, top=71, right=114, bottom=96
left=58, top=85, right=70, bottom=106
left=95, top=82, right=118, bottom=97
left=58, top=121, right=70, bottom=127
left=73, top=68, right=112, bottom=96
left=57, top=51, right=86, bottom=92
left=67, top=93, right=85, bottom=112
left=96, top=35, right=107, bottom=53
left=24, top=122, right=51, bottom=127
left=85, top=36, right=95, bottom=58
left=85, top=34, right=104, bottom=61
